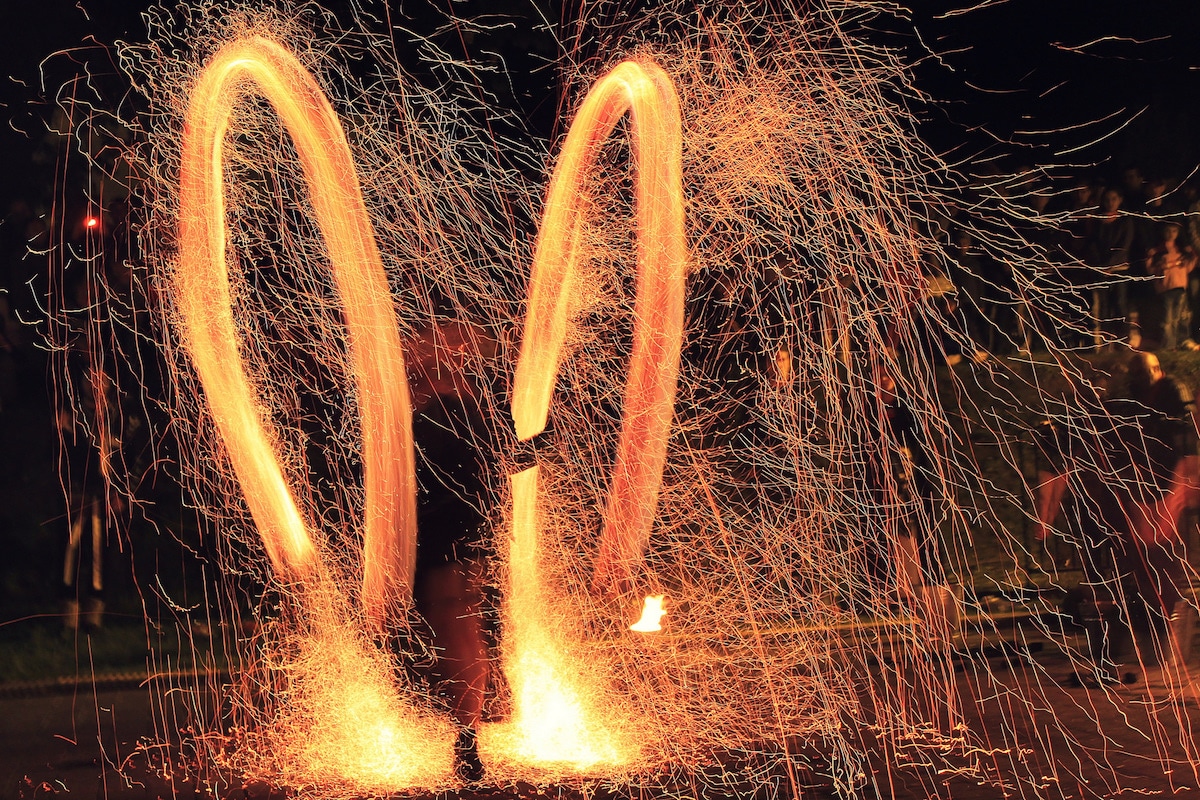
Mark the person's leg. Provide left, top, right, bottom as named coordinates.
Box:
left=1163, top=290, right=1186, bottom=349
left=1143, top=541, right=1189, bottom=670
left=61, top=491, right=85, bottom=631
left=417, top=560, right=490, bottom=780
left=85, top=494, right=105, bottom=630
left=1092, top=519, right=1146, bottom=684
left=1175, top=290, right=1190, bottom=349
left=1114, top=281, right=1129, bottom=342
left=417, top=561, right=489, bottom=725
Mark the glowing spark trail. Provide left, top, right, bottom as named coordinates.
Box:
left=512, top=58, right=686, bottom=595
left=174, top=35, right=454, bottom=793
left=498, top=58, right=685, bottom=771
left=177, top=36, right=415, bottom=629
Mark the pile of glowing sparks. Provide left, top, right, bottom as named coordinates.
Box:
left=177, top=36, right=682, bottom=785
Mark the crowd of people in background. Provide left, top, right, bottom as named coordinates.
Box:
left=5, top=157, right=1200, bottom=736
left=937, top=165, right=1200, bottom=356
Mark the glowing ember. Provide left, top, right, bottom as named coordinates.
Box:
left=630, top=595, right=666, bottom=633
left=246, top=593, right=457, bottom=792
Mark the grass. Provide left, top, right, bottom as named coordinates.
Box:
left=0, top=614, right=230, bottom=687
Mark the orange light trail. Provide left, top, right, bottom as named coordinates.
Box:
left=177, top=36, right=416, bottom=629
left=498, top=58, right=685, bottom=771
left=512, top=58, right=687, bottom=595
left=630, top=594, right=667, bottom=632
left=176, top=36, right=453, bottom=792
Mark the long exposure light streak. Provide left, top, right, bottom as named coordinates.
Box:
left=500, top=58, right=686, bottom=770
left=177, top=36, right=415, bottom=629
left=174, top=35, right=454, bottom=792
left=177, top=37, right=688, bottom=783
left=512, top=58, right=686, bottom=595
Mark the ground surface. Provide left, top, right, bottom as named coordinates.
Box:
left=6, top=645, right=1200, bottom=800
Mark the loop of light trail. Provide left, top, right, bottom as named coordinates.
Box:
left=177, top=35, right=415, bottom=630
left=175, top=36, right=456, bottom=792
left=511, top=58, right=686, bottom=595
left=498, top=58, right=686, bottom=770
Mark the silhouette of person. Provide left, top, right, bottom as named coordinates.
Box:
left=404, top=320, right=498, bottom=781
left=1083, top=188, right=1136, bottom=346
left=57, top=358, right=120, bottom=631
left=1036, top=353, right=1198, bottom=687
left=1145, top=222, right=1198, bottom=349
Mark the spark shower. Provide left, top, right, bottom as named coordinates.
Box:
left=178, top=34, right=684, bottom=785
left=58, top=1, right=1200, bottom=796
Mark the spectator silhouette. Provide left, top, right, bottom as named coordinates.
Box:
left=1145, top=221, right=1198, bottom=349
left=1083, top=188, right=1136, bottom=346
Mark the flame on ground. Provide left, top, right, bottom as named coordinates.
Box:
left=493, top=58, right=687, bottom=774
left=482, top=466, right=640, bottom=776
left=630, top=595, right=666, bottom=633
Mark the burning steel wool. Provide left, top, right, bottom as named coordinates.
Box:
left=40, top=0, right=1200, bottom=797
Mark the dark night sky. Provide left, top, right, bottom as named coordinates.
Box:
left=2, top=0, right=1199, bottom=215
left=907, top=0, right=1200, bottom=178
left=0, top=0, right=561, bottom=216
left=0, top=0, right=147, bottom=203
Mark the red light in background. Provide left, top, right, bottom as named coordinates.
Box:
left=85, top=216, right=100, bottom=229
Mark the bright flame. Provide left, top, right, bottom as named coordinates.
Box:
left=499, top=58, right=685, bottom=771
left=85, top=216, right=100, bottom=229
left=630, top=594, right=666, bottom=633
left=177, top=35, right=416, bottom=628
left=485, top=466, right=629, bottom=772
